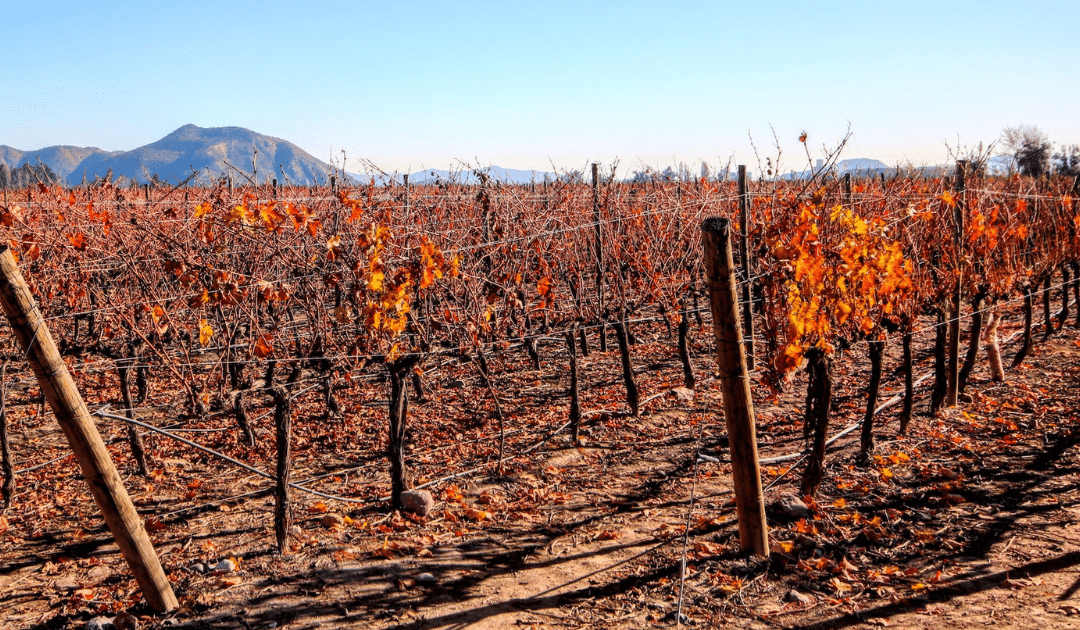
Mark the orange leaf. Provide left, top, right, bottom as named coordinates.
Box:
left=68, top=232, right=87, bottom=250
left=254, top=334, right=274, bottom=358
left=464, top=508, right=491, bottom=522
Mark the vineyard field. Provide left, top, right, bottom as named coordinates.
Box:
left=0, top=170, right=1079, bottom=629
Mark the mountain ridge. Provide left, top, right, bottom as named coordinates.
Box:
left=0, top=125, right=339, bottom=186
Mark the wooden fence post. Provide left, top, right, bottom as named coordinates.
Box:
left=946, top=161, right=966, bottom=407
left=737, top=166, right=755, bottom=370
left=592, top=163, right=607, bottom=352
left=0, top=246, right=178, bottom=612
left=273, top=387, right=292, bottom=554
left=700, top=218, right=769, bottom=557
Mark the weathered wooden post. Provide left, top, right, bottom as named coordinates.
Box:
left=946, top=161, right=966, bottom=407
left=0, top=246, right=177, bottom=612
left=737, top=166, right=755, bottom=370
left=700, top=218, right=769, bottom=557
left=592, top=163, right=607, bottom=351
left=273, top=387, right=292, bottom=554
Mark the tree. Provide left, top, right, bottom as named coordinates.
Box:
left=1053, top=144, right=1080, bottom=178
left=1000, top=125, right=1051, bottom=177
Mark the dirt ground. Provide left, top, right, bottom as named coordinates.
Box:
left=1, top=307, right=1080, bottom=630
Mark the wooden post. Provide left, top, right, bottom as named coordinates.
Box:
left=273, top=388, right=292, bottom=554
left=592, top=163, right=607, bottom=352
left=403, top=173, right=410, bottom=221
left=0, top=362, right=12, bottom=509
left=566, top=328, right=582, bottom=444
left=0, top=246, right=177, bottom=612
left=946, top=161, right=966, bottom=407
left=700, top=218, right=769, bottom=557
left=737, top=166, right=755, bottom=370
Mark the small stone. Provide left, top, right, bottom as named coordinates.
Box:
left=415, top=572, right=437, bottom=584
left=670, top=387, right=695, bottom=402
left=85, top=617, right=115, bottom=630
left=54, top=576, right=80, bottom=591
left=188, top=563, right=206, bottom=574
left=320, top=514, right=345, bottom=528
left=113, top=611, right=140, bottom=630
left=400, top=490, right=435, bottom=517
left=773, top=494, right=811, bottom=520
left=784, top=589, right=814, bottom=605
left=87, top=565, right=111, bottom=582
left=212, top=558, right=237, bottom=573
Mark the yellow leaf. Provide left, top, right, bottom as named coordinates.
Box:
left=368, top=270, right=385, bottom=292
left=198, top=319, right=213, bottom=346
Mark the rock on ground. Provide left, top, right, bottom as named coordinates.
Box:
left=401, top=490, right=435, bottom=517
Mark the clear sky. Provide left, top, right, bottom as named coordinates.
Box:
left=2, top=0, right=1077, bottom=175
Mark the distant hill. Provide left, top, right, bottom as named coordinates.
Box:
left=0, top=125, right=340, bottom=186
left=779, top=158, right=948, bottom=180
left=835, top=158, right=890, bottom=174
left=0, top=145, right=119, bottom=183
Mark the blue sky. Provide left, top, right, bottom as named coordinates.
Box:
left=2, top=0, right=1077, bottom=174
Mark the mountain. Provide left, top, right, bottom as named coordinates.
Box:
left=72, top=124, right=337, bottom=186
left=835, top=158, right=890, bottom=174
left=0, top=145, right=120, bottom=183
left=1, top=125, right=339, bottom=186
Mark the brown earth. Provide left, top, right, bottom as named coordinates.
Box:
left=1, top=308, right=1079, bottom=630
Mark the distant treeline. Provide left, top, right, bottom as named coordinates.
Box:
left=0, top=162, right=60, bottom=189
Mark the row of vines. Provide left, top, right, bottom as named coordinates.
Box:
left=0, top=167, right=1077, bottom=523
